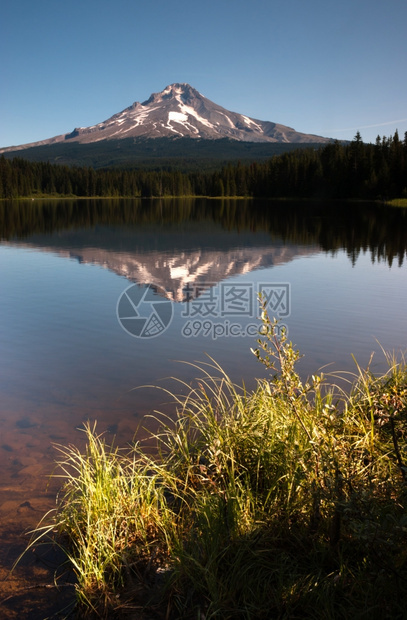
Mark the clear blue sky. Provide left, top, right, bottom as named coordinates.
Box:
left=1, top=0, right=406, bottom=147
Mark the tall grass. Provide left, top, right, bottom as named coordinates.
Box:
left=23, top=302, right=407, bottom=618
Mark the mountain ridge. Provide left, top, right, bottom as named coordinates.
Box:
left=1, top=83, right=332, bottom=153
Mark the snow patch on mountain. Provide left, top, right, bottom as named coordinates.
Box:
left=184, top=104, right=216, bottom=130
left=242, top=115, right=262, bottom=131
left=217, top=111, right=235, bottom=128
left=168, top=111, right=188, bottom=123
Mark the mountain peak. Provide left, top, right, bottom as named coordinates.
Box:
left=140, top=83, right=202, bottom=108
left=0, top=84, right=332, bottom=152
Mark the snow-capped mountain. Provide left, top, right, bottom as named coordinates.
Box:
left=1, top=83, right=331, bottom=151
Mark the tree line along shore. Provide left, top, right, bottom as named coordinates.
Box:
left=1, top=131, right=406, bottom=201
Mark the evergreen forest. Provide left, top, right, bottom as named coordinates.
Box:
left=1, top=131, right=406, bottom=200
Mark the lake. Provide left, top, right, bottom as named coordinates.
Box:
left=0, top=197, right=406, bottom=616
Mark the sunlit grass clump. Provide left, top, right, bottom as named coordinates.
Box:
left=26, top=301, right=407, bottom=618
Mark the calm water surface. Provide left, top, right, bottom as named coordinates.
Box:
left=0, top=197, right=406, bottom=614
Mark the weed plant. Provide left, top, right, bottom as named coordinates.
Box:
left=22, top=300, right=407, bottom=618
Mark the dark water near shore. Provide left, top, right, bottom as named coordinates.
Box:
left=0, top=197, right=406, bottom=616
